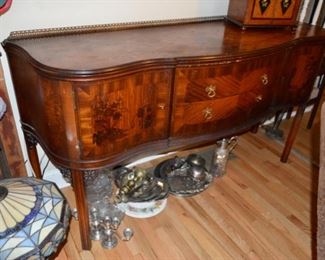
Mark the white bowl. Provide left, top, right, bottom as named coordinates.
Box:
left=118, top=199, right=167, bottom=218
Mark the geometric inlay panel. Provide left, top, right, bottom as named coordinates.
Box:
left=281, top=0, right=292, bottom=14
left=259, top=0, right=271, bottom=14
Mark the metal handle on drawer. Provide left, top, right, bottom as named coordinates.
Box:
left=255, top=95, right=263, bottom=102
left=205, top=85, right=216, bottom=98
left=261, top=74, right=269, bottom=86
left=203, top=107, right=213, bottom=120
left=157, top=103, right=166, bottom=110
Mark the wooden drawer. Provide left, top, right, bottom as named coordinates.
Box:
left=171, top=87, right=268, bottom=138
left=174, top=61, right=275, bottom=104
left=75, top=70, right=172, bottom=160
left=171, top=54, right=283, bottom=137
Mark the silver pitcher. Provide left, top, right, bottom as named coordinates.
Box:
left=210, top=137, right=238, bottom=177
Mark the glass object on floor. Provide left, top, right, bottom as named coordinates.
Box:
left=210, top=137, right=238, bottom=177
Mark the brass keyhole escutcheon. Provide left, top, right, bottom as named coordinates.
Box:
left=205, top=85, right=216, bottom=98
left=203, top=107, right=213, bottom=120
left=261, top=74, right=269, bottom=86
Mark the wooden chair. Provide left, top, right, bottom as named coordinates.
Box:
left=307, top=56, right=325, bottom=129
left=285, top=56, right=325, bottom=125
left=264, top=56, right=325, bottom=162
left=317, top=102, right=325, bottom=259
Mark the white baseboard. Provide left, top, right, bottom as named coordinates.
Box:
left=43, top=167, right=70, bottom=189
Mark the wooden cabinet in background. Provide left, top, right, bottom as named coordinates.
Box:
left=3, top=17, right=325, bottom=250
left=0, top=58, right=27, bottom=178
left=227, top=0, right=302, bottom=27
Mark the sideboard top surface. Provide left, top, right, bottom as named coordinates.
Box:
left=3, top=19, right=325, bottom=74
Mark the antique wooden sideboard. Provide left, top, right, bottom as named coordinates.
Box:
left=3, top=17, right=325, bottom=250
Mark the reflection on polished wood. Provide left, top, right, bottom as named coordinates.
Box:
left=54, top=110, right=320, bottom=260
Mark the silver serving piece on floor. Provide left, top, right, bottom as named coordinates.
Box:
left=101, top=217, right=118, bottom=250
left=210, top=137, right=238, bottom=177
left=122, top=228, right=134, bottom=241
left=154, top=154, right=213, bottom=197
left=89, top=207, right=102, bottom=241
left=114, top=167, right=169, bottom=203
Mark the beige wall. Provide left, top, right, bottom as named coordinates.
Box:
left=0, top=0, right=228, bottom=41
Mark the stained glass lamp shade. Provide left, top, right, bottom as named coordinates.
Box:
left=0, top=178, right=70, bottom=259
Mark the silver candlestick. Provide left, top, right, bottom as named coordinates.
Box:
left=89, top=207, right=102, bottom=241
left=122, top=228, right=134, bottom=241
left=101, top=216, right=118, bottom=249
left=111, top=217, right=121, bottom=230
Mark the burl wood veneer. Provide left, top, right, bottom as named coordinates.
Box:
left=2, top=17, right=325, bottom=250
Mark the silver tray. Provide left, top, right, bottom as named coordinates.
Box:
left=154, top=157, right=213, bottom=197
left=114, top=167, right=169, bottom=202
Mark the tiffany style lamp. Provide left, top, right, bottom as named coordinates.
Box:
left=0, top=178, right=70, bottom=259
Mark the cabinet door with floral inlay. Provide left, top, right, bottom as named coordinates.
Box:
left=75, top=69, right=172, bottom=161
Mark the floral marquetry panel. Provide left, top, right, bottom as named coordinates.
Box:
left=75, top=69, right=172, bottom=160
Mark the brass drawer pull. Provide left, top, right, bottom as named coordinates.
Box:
left=203, top=107, right=213, bottom=120
left=158, top=103, right=166, bottom=110
left=205, top=85, right=216, bottom=98
left=256, top=95, right=263, bottom=102
left=261, top=74, right=269, bottom=86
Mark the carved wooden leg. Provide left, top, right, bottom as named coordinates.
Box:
left=281, top=105, right=305, bottom=163
left=263, top=110, right=285, bottom=140
left=307, top=75, right=325, bottom=129
left=71, top=170, right=91, bottom=250
left=250, top=124, right=259, bottom=134
left=24, top=132, right=42, bottom=179
left=273, top=110, right=285, bottom=130
left=286, top=107, right=293, bottom=120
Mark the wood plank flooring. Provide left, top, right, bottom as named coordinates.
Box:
left=54, top=109, right=322, bottom=260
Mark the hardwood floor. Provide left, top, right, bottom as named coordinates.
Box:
left=54, top=110, right=321, bottom=260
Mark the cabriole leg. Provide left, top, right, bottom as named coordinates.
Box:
left=24, top=132, right=42, bottom=179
